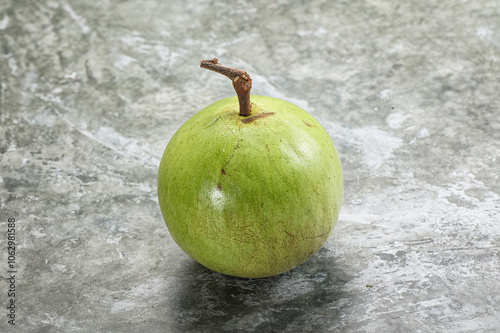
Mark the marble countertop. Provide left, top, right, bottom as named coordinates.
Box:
left=1, top=0, right=499, bottom=332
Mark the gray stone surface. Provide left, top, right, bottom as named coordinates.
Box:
left=1, top=0, right=500, bottom=332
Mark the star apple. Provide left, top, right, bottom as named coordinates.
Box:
left=157, top=59, right=343, bottom=278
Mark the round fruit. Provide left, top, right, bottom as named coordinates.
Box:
left=157, top=59, right=343, bottom=278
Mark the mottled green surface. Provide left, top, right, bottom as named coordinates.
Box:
left=158, top=96, right=343, bottom=278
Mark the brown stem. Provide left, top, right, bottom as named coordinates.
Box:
left=200, top=58, right=252, bottom=117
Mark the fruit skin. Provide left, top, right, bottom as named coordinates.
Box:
left=158, top=95, right=343, bottom=278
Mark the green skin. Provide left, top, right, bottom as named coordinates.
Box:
left=158, top=95, right=343, bottom=278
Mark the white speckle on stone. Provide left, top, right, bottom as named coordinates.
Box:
left=110, top=278, right=168, bottom=313
left=326, top=123, right=404, bottom=176
left=8, top=56, right=18, bottom=76
left=386, top=112, right=410, bottom=129
left=0, top=14, right=9, bottom=30
left=476, top=27, right=493, bottom=40
left=31, top=228, right=47, bottom=238
left=351, top=198, right=363, bottom=205
left=356, top=126, right=403, bottom=173
left=315, top=27, right=328, bottom=36
left=52, top=264, right=67, bottom=273
left=116, top=247, right=124, bottom=258
left=416, top=127, right=429, bottom=138
left=81, top=127, right=161, bottom=166
left=410, top=127, right=430, bottom=144
left=131, top=182, right=153, bottom=193
left=114, top=55, right=138, bottom=70
left=64, top=72, right=78, bottom=80
left=61, top=2, right=91, bottom=34
left=378, top=89, right=392, bottom=100
left=388, top=43, right=404, bottom=54
left=106, top=234, right=123, bottom=245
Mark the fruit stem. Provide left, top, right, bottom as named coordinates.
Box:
left=200, top=58, right=252, bottom=117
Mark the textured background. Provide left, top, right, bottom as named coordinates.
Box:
left=1, top=0, right=499, bottom=332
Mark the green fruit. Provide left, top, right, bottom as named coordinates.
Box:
left=157, top=60, right=343, bottom=278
